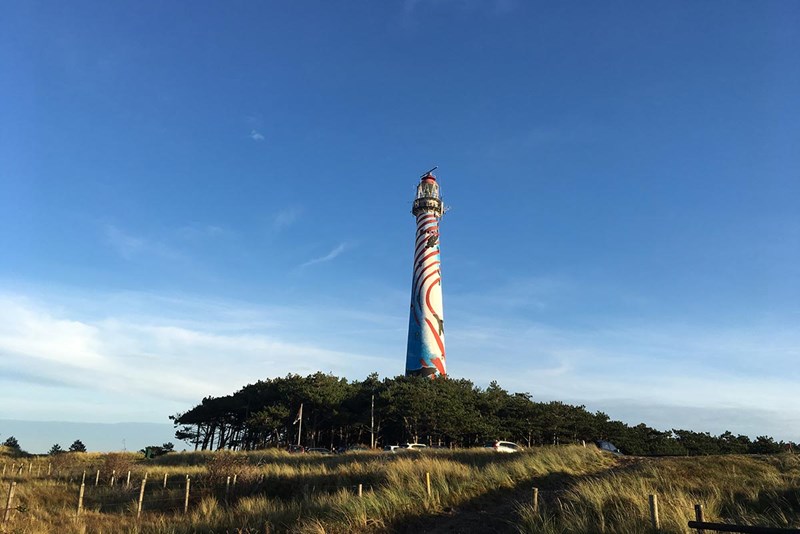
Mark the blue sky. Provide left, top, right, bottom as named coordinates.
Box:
left=1, top=0, right=799, bottom=450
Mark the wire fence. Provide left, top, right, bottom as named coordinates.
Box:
left=2, top=460, right=799, bottom=533
left=1, top=461, right=380, bottom=526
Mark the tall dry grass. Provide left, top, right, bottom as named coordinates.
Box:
left=2, top=447, right=797, bottom=533
left=515, top=453, right=800, bottom=533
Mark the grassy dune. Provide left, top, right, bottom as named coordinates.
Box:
left=516, top=453, right=800, bottom=534
left=1, top=446, right=797, bottom=533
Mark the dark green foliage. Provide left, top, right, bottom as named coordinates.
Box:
left=141, top=442, right=175, bottom=458
left=171, top=373, right=797, bottom=456
left=3, top=436, right=20, bottom=450
left=68, top=439, right=87, bottom=453
left=48, top=443, right=63, bottom=455
left=750, top=435, right=784, bottom=454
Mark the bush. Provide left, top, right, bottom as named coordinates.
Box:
left=69, top=439, right=87, bottom=453
left=103, top=452, right=136, bottom=475
left=3, top=436, right=21, bottom=451
left=141, top=442, right=175, bottom=458
left=206, top=451, right=249, bottom=482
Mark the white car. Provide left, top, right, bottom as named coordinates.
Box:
left=403, top=443, right=428, bottom=451
left=484, top=440, right=521, bottom=453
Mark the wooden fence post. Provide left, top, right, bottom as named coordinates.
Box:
left=126, top=471, right=131, bottom=488
left=110, top=469, right=116, bottom=487
left=137, top=477, right=147, bottom=518
left=28, top=462, right=32, bottom=475
left=48, top=463, right=52, bottom=476
left=81, top=470, right=86, bottom=484
left=649, top=494, right=660, bottom=531
left=358, top=483, right=363, bottom=497
left=233, top=474, right=237, bottom=486
left=694, top=504, right=705, bottom=534
left=77, top=482, right=85, bottom=517
left=95, top=469, right=100, bottom=486
left=163, top=473, right=168, bottom=489
left=425, top=472, right=431, bottom=497
left=3, top=481, right=16, bottom=525
left=533, top=487, right=539, bottom=514
left=184, top=477, right=191, bottom=514
left=225, top=476, right=231, bottom=503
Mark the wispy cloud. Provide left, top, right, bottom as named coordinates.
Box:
left=104, top=223, right=228, bottom=262
left=0, top=291, right=390, bottom=422
left=245, top=114, right=266, bottom=139
left=484, top=119, right=599, bottom=159
left=2, top=278, right=798, bottom=441
left=299, top=243, right=348, bottom=268
left=104, top=225, right=184, bottom=261
left=104, top=225, right=145, bottom=259
left=448, top=310, right=800, bottom=438
left=105, top=225, right=184, bottom=262
left=175, top=223, right=227, bottom=241
left=453, top=275, right=571, bottom=312
left=272, top=207, right=302, bottom=231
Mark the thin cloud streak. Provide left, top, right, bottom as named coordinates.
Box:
left=175, top=224, right=227, bottom=241
left=272, top=207, right=302, bottom=231
left=299, top=243, right=348, bottom=268
left=249, top=129, right=265, bottom=141
left=104, top=225, right=184, bottom=262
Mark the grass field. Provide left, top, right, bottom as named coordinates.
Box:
left=1, top=445, right=798, bottom=533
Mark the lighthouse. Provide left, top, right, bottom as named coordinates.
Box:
left=405, top=168, right=447, bottom=378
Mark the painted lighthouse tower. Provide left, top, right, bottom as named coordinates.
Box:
left=405, top=168, right=447, bottom=378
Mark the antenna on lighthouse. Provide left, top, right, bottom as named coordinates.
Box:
left=421, top=166, right=438, bottom=178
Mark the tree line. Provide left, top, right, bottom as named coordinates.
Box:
left=1, top=436, right=86, bottom=456
left=170, top=373, right=796, bottom=456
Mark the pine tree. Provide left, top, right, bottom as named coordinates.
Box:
left=68, top=439, right=87, bottom=453
left=2, top=436, right=20, bottom=451
left=48, top=443, right=63, bottom=455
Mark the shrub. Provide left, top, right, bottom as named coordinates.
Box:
left=103, top=452, right=136, bottom=475
left=68, top=439, right=87, bottom=453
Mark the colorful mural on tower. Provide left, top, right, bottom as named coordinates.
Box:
left=405, top=171, right=447, bottom=378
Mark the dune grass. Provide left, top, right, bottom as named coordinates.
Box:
left=1, top=446, right=797, bottom=533
left=515, top=453, right=800, bottom=533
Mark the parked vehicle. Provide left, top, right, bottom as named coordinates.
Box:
left=483, top=440, right=521, bottom=453
left=306, top=447, right=332, bottom=455
left=595, top=440, right=623, bottom=456
left=286, top=444, right=305, bottom=453
left=383, top=445, right=401, bottom=453
left=346, top=445, right=370, bottom=452
left=402, top=443, right=428, bottom=451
